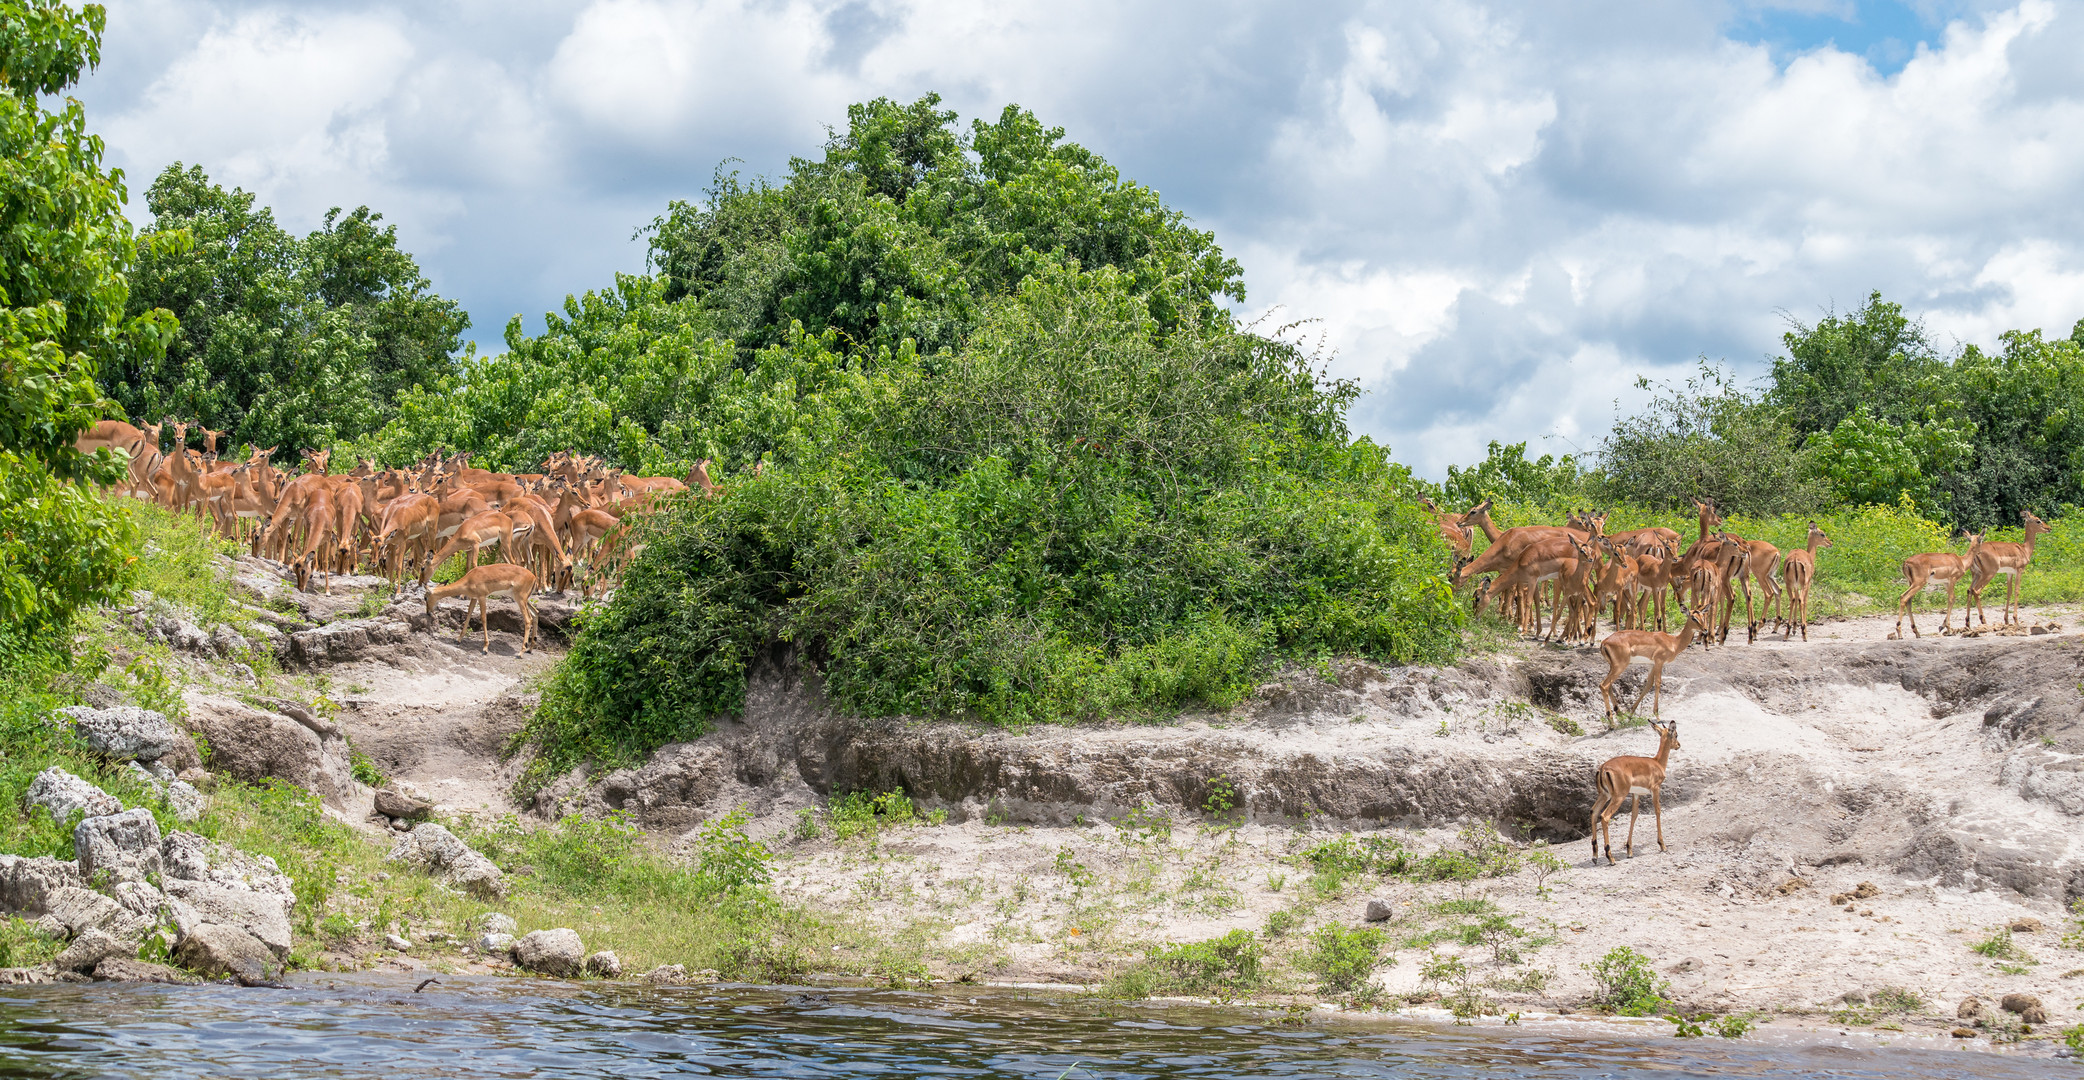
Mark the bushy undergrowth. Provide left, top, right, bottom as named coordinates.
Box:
left=1107, top=928, right=1264, bottom=1000
left=1470, top=497, right=2084, bottom=620
left=523, top=267, right=1461, bottom=785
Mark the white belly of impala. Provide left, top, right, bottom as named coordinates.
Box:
left=1629, top=785, right=1652, bottom=795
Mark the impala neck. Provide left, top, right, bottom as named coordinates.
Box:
left=1654, top=732, right=1674, bottom=768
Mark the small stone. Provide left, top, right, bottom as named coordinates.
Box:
left=476, top=932, right=516, bottom=954
left=584, top=950, right=622, bottom=978
left=643, top=963, right=689, bottom=986
left=1951, top=1027, right=1976, bottom=1039
left=387, top=824, right=506, bottom=900
left=2001, top=993, right=2048, bottom=1024
left=513, top=928, right=586, bottom=977
left=2008, top=917, right=2044, bottom=934
left=374, top=789, right=433, bottom=821
left=1840, top=989, right=1867, bottom=1005
left=1363, top=899, right=1393, bottom=922
left=174, top=922, right=274, bottom=978
left=53, top=928, right=130, bottom=973
left=474, top=912, right=517, bottom=935
left=1957, top=996, right=1987, bottom=1021
left=52, top=706, right=187, bottom=764
left=385, top=933, right=413, bottom=951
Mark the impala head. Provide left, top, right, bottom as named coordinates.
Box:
left=1807, top=521, right=1832, bottom=550
left=1588, top=509, right=1608, bottom=537
left=2023, top=510, right=2049, bottom=538
left=1651, top=719, right=1680, bottom=751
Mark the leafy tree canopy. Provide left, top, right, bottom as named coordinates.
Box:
left=106, top=163, right=467, bottom=451
left=0, top=0, right=168, bottom=651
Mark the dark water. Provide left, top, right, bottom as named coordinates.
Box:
left=0, top=978, right=2066, bottom=1078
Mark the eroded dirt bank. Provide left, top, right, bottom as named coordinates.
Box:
left=187, top=562, right=2084, bottom=1041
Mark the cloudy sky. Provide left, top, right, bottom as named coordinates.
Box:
left=78, top=0, right=2084, bottom=478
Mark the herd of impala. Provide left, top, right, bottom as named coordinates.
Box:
left=1420, top=494, right=2056, bottom=864
left=75, top=417, right=731, bottom=653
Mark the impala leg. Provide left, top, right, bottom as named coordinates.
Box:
left=1653, top=787, right=1666, bottom=852
left=1623, top=794, right=1639, bottom=858
left=1940, top=583, right=1954, bottom=634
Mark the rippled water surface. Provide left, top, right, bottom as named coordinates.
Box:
left=0, top=979, right=2066, bottom=1078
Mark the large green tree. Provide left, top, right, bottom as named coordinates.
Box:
left=107, top=164, right=466, bottom=451
left=0, top=0, right=171, bottom=651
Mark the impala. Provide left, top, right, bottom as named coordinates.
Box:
left=1597, top=605, right=1709, bottom=720
left=1778, top=521, right=1831, bottom=641
left=1968, top=511, right=2051, bottom=629
left=1590, top=719, right=1681, bottom=864
left=1893, top=532, right=1983, bottom=638
left=424, top=564, right=540, bottom=653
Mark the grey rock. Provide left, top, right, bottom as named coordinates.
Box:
left=584, top=950, right=622, bottom=978
left=32, top=915, right=65, bottom=938
left=643, top=964, right=691, bottom=986
left=24, top=767, right=122, bottom=823
left=53, top=928, right=130, bottom=973
left=475, top=912, right=517, bottom=935
left=53, top=706, right=187, bottom=764
left=44, top=886, right=150, bottom=942
left=288, top=617, right=410, bottom=667
left=160, top=831, right=212, bottom=882
left=374, top=789, right=433, bottom=821
left=475, top=932, right=516, bottom=954
left=173, top=922, right=274, bottom=978
left=385, top=933, right=413, bottom=951
left=125, top=762, right=205, bottom=822
left=182, top=699, right=326, bottom=793
left=1840, top=989, right=1868, bottom=1006
left=162, top=880, right=293, bottom=960
left=512, top=928, right=585, bottom=977
left=209, top=624, right=249, bottom=658
left=0, top=967, right=65, bottom=985
left=0, top=855, right=83, bottom=916
left=76, top=809, right=163, bottom=885
left=1363, top=899, right=1393, bottom=922
left=109, top=880, right=165, bottom=921
left=92, top=957, right=201, bottom=984
left=387, top=824, right=506, bottom=899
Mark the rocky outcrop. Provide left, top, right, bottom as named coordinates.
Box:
left=24, top=768, right=122, bottom=823
left=93, top=957, right=201, bottom=984
left=0, top=855, right=83, bottom=916
left=183, top=696, right=359, bottom=809
left=52, top=706, right=195, bottom=769
left=513, top=928, right=585, bottom=976
left=75, top=809, right=162, bottom=885
left=386, top=824, right=506, bottom=898
left=288, top=617, right=413, bottom=667
left=125, top=762, right=206, bottom=822
left=52, top=928, right=129, bottom=973
left=158, top=831, right=297, bottom=970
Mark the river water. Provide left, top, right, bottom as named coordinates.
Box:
left=0, top=978, right=2067, bottom=1078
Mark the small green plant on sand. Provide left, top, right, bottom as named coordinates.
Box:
left=1585, top=946, right=1671, bottom=1016
left=692, top=808, right=772, bottom=894
left=1971, top=927, right=2034, bottom=964
left=828, top=787, right=920, bottom=840
left=1305, top=925, right=1391, bottom=994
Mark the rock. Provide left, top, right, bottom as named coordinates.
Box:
left=2008, top=917, right=2044, bottom=933
left=162, top=879, right=294, bottom=961
left=108, top=880, right=165, bottom=921
left=125, top=762, right=205, bottom=822
left=75, top=809, right=163, bottom=885
left=475, top=912, right=518, bottom=935
left=0, top=855, right=83, bottom=916
left=584, top=950, right=622, bottom=978
left=512, top=928, right=585, bottom=977
left=182, top=698, right=329, bottom=794
left=1839, top=989, right=1867, bottom=1005
left=1363, top=899, right=1393, bottom=922
left=374, top=789, right=433, bottom=821
left=24, top=767, right=122, bottom=823
left=287, top=617, right=411, bottom=666
left=385, top=933, right=413, bottom=951
left=160, top=831, right=211, bottom=882
left=52, top=706, right=189, bottom=765
left=52, top=928, right=130, bottom=972
left=209, top=624, right=249, bottom=658
left=2001, top=993, right=2049, bottom=1024
left=387, top=824, right=506, bottom=899
left=173, top=922, right=275, bottom=978
left=43, top=886, right=150, bottom=942
left=154, top=831, right=297, bottom=962
left=1957, top=996, right=1988, bottom=1021
left=1951, top=1027, right=1977, bottom=1039
left=475, top=932, right=516, bottom=954
left=0, top=968, right=64, bottom=985
left=92, top=957, right=201, bottom=984
left=644, top=963, right=690, bottom=986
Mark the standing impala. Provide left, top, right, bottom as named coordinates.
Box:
left=1597, top=604, right=1710, bottom=720
left=1968, top=511, right=2051, bottom=629
left=1893, top=532, right=1983, bottom=638
left=424, top=564, right=540, bottom=654
left=1778, top=521, right=1831, bottom=641
left=1590, top=719, right=1680, bottom=864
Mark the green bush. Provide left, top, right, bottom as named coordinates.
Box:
left=691, top=808, right=772, bottom=894
left=1130, top=929, right=1262, bottom=999
left=1585, top=946, right=1671, bottom=1016
left=1304, top=924, right=1390, bottom=993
